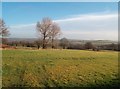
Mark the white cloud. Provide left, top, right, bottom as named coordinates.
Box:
left=55, top=13, right=118, bottom=40
left=9, top=13, right=118, bottom=41
left=55, top=14, right=117, bottom=22
left=62, top=30, right=118, bottom=40
left=11, top=23, right=35, bottom=28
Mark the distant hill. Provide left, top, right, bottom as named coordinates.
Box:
left=69, top=39, right=118, bottom=45
left=8, top=38, right=38, bottom=43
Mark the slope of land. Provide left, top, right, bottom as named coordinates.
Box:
left=2, top=49, right=119, bottom=87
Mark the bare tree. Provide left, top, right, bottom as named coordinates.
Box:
left=36, top=17, right=61, bottom=49
left=36, top=17, right=52, bottom=49
left=0, top=19, right=9, bottom=37
left=0, top=19, right=9, bottom=44
left=51, top=23, right=61, bottom=48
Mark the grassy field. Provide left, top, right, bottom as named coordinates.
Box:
left=2, top=49, right=119, bottom=88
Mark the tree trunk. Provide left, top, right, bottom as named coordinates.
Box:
left=51, top=38, right=54, bottom=48
left=42, top=35, right=46, bottom=49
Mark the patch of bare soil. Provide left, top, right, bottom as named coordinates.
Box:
left=0, top=44, right=16, bottom=50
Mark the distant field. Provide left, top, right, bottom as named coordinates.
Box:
left=2, top=49, right=119, bottom=88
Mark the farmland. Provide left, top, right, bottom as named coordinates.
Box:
left=2, top=49, right=119, bottom=88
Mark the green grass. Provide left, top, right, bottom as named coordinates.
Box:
left=2, top=49, right=119, bottom=87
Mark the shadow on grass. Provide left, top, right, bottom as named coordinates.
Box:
left=2, top=79, right=120, bottom=89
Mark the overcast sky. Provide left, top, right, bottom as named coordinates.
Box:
left=1, top=2, right=118, bottom=40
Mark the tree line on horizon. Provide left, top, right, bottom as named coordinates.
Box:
left=4, top=39, right=119, bottom=51
left=0, top=17, right=120, bottom=51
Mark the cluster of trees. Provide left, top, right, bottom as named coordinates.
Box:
left=68, top=42, right=94, bottom=50
left=0, top=17, right=61, bottom=49
left=5, top=38, right=68, bottom=49
left=4, top=38, right=120, bottom=51
left=0, top=18, right=119, bottom=51
left=68, top=41, right=120, bottom=51
left=98, top=43, right=120, bottom=51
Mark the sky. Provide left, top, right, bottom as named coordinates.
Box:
left=0, top=2, right=2, bottom=18
left=1, top=0, right=120, bottom=2
left=1, top=2, right=118, bottom=40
